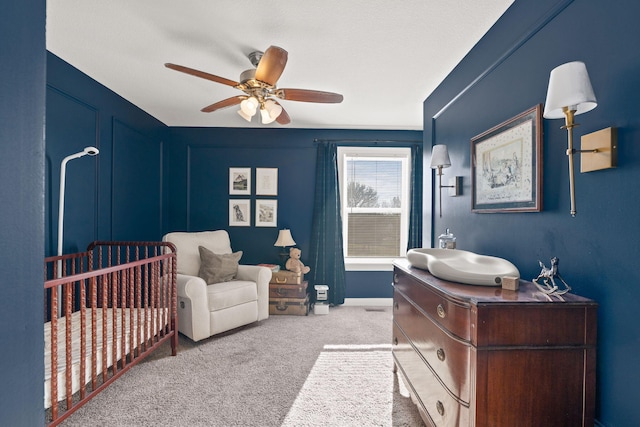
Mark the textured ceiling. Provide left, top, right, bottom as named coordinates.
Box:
left=46, top=0, right=513, bottom=130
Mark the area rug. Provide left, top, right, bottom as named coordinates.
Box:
left=281, top=344, right=399, bottom=427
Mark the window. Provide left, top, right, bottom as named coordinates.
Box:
left=337, top=146, right=411, bottom=271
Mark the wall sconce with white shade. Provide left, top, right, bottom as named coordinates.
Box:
left=430, top=144, right=461, bottom=217
left=543, top=61, right=617, bottom=217
left=274, top=228, right=296, bottom=267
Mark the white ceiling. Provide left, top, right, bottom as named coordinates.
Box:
left=46, top=0, right=513, bottom=130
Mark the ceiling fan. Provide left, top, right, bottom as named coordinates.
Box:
left=165, top=46, right=344, bottom=125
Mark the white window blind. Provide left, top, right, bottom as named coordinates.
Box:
left=337, top=147, right=411, bottom=270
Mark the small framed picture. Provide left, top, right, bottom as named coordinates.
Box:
left=256, top=168, right=278, bottom=196
left=229, top=199, right=251, bottom=226
left=229, top=168, right=251, bottom=195
left=255, top=199, right=277, bottom=227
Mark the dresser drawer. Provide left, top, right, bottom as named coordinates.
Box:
left=394, top=289, right=472, bottom=403
left=393, top=323, right=469, bottom=427
left=394, top=268, right=471, bottom=341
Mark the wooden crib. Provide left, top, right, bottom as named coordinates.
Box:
left=44, top=241, right=178, bottom=426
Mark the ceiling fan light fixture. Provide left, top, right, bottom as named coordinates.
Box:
left=237, top=109, right=253, bottom=122
left=240, top=96, right=259, bottom=115
left=260, top=108, right=276, bottom=124
left=264, top=99, right=283, bottom=119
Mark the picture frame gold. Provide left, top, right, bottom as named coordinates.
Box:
left=471, top=104, right=543, bottom=213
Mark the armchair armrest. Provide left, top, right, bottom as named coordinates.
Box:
left=236, top=265, right=271, bottom=283
left=176, top=273, right=211, bottom=341
left=237, top=265, right=271, bottom=321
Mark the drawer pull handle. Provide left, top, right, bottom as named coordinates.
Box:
left=436, top=400, right=445, bottom=416
left=393, top=337, right=398, bottom=346
left=393, top=273, right=399, bottom=284
left=437, top=304, right=446, bottom=318
left=437, top=348, right=446, bottom=361
left=394, top=302, right=399, bottom=310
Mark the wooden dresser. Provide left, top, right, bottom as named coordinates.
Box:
left=392, top=259, right=597, bottom=427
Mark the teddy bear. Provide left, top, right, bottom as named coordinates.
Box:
left=285, top=247, right=311, bottom=275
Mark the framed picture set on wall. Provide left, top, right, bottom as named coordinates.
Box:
left=255, top=199, right=277, bottom=227
left=471, top=104, right=543, bottom=213
left=256, top=167, right=278, bottom=196
left=229, top=199, right=251, bottom=226
left=229, top=167, right=251, bottom=195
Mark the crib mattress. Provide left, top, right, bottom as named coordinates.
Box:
left=44, top=308, right=168, bottom=408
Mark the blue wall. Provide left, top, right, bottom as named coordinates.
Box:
left=0, top=1, right=46, bottom=424
left=165, top=127, right=421, bottom=298
left=45, top=53, right=168, bottom=256
left=425, top=0, right=640, bottom=424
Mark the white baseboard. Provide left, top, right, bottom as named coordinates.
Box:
left=343, top=298, right=393, bottom=307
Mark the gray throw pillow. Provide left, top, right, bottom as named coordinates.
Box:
left=198, top=246, right=242, bottom=284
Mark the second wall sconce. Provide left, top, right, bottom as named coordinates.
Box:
left=543, top=61, right=617, bottom=217
left=430, top=144, right=462, bottom=217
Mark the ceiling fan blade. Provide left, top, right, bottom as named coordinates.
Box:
left=277, top=88, right=343, bottom=103
left=254, top=46, right=288, bottom=86
left=275, top=103, right=291, bottom=125
left=201, top=96, right=245, bottom=113
left=165, top=63, right=239, bottom=87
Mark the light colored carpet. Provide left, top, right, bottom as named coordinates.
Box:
left=282, top=344, right=395, bottom=426
left=59, top=306, right=424, bottom=426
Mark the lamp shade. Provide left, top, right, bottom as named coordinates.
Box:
left=430, top=144, right=451, bottom=169
left=261, top=108, right=277, bottom=124
left=264, top=99, right=283, bottom=120
left=237, top=109, right=252, bottom=122
left=274, top=229, right=296, bottom=247
left=543, top=61, right=597, bottom=119
left=240, top=96, right=259, bottom=115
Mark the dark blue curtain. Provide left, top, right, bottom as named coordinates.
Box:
left=408, top=143, right=423, bottom=250
left=308, top=142, right=346, bottom=305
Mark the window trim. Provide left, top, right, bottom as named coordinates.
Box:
left=337, top=146, right=412, bottom=271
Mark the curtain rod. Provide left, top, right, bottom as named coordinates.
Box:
left=313, top=138, right=421, bottom=145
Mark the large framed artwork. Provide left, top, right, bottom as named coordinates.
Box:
left=255, top=199, right=277, bottom=227
left=229, top=199, right=251, bottom=226
left=471, top=104, right=543, bottom=213
left=229, top=168, right=251, bottom=195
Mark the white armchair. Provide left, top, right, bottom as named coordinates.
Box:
left=163, top=230, right=271, bottom=341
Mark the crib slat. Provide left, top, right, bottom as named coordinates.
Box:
left=136, top=263, right=142, bottom=355
left=65, top=282, right=73, bottom=410
left=50, top=286, right=58, bottom=421
left=129, top=264, right=135, bottom=364
left=111, top=270, right=118, bottom=375
left=79, top=274, right=87, bottom=401
left=90, top=274, right=97, bottom=392
left=153, top=260, right=160, bottom=342
left=120, top=268, right=127, bottom=370
left=101, top=274, right=108, bottom=383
